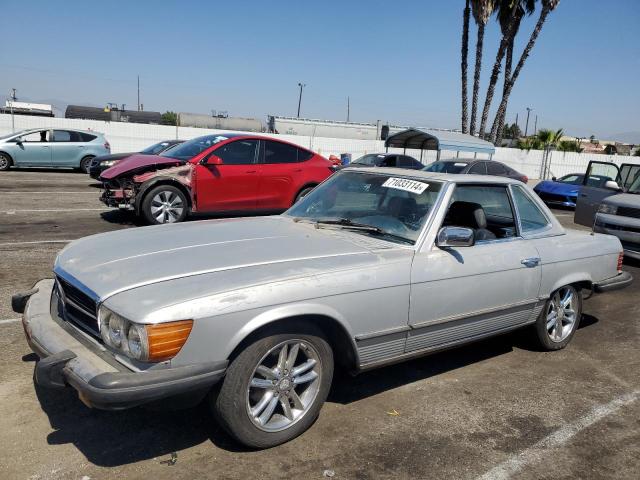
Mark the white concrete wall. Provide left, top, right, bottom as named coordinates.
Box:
left=1, top=113, right=638, bottom=179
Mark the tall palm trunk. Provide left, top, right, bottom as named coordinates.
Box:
left=477, top=2, right=520, bottom=138
left=494, top=41, right=514, bottom=146
left=469, top=24, right=485, bottom=135
left=490, top=2, right=556, bottom=144
left=461, top=0, right=471, bottom=133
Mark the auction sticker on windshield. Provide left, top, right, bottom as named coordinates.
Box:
left=382, top=177, right=429, bottom=194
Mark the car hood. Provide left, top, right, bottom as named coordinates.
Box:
left=93, top=152, right=137, bottom=163
left=99, top=154, right=184, bottom=179
left=534, top=180, right=580, bottom=195
left=601, top=193, right=640, bottom=208
left=54, top=216, right=378, bottom=301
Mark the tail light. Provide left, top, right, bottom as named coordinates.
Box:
left=617, top=252, right=624, bottom=273
left=104, top=141, right=111, bottom=151
left=522, top=175, right=529, bottom=183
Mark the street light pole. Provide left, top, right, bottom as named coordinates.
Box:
left=534, top=114, right=538, bottom=135
left=524, top=107, right=533, bottom=137
left=297, top=83, right=306, bottom=118
left=9, top=88, right=17, bottom=133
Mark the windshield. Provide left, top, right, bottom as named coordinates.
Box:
left=141, top=141, right=174, bottom=155
left=0, top=130, right=27, bottom=141
left=160, top=135, right=229, bottom=161
left=352, top=154, right=384, bottom=166
left=285, top=171, right=443, bottom=244
left=423, top=161, right=468, bottom=174
left=557, top=174, right=583, bottom=185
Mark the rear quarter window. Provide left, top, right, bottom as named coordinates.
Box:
left=512, top=186, right=550, bottom=233
left=80, top=133, right=97, bottom=142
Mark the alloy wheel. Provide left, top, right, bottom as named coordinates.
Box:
left=246, top=340, right=321, bottom=432
left=546, top=287, right=578, bottom=342
left=150, top=190, right=185, bottom=223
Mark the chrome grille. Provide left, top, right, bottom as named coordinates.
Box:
left=55, top=276, right=100, bottom=336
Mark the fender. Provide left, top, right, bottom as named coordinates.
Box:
left=225, top=302, right=360, bottom=365
left=545, top=272, right=593, bottom=298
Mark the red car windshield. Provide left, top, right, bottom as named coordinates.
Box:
left=160, top=135, right=231, bottom=161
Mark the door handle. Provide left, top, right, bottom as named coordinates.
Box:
left=580, top=193, right=587, bottom=197
left=293, top=168, right=303, bottom=172
left=245, top=170, right=257, bottom=173
left=521, top=257, right=541, bottom=268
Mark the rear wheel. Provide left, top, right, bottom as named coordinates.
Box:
left=0, top=152, right=13, bottom=171
left=533, top=285, right=582, bottom=350
left=80, top=156, right=94, bottom=173
left=213, top=326, right=333, bottom=448
left=294, top=186, right=315, bottom=204
left=141, top=185, right=188, bottom=225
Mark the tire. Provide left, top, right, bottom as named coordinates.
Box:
left=213, top=325, right=334, bottom=448
left=141, top=184, right=188, bottom=225
left=80, top=156, right=95, bottom=173
left=533, top=285, right=582, bottom=351
left=0, top=152, right=13, bottom=171
left=294, top=186, right=315, bottom=204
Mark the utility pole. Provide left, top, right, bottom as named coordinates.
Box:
left=346, top=96, right=350, bottom=122
left=9, top=88, right=17, bottom=132
left=137, top=75, right=140, bottom=111
left=534, top=115, right=538, bottom=135
left=296, top=83, right=306, bottom=118
left=524, top=107, right=533, bottom=137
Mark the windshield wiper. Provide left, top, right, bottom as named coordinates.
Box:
left=304, top=218, right=414, bottom=244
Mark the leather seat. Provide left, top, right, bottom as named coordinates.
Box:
left=444, top=201, right=496, bottom=241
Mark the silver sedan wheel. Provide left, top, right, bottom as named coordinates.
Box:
left=546, top=287, right=578, bottom=342
left=150, top=190, right=184, bottom=224
left=0, top=156, right=9, bottom=170
left=246, top=340, right=321, bottom=433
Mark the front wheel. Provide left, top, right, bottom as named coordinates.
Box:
left=213, top=327, right=333, bottom=448
left=80, top=156, right=95, bottom=173
left=141, top=184, right=188, bottom=224
left=533, top=285, right=582, bottom=350
left=0, top=152, right=13, bottom=171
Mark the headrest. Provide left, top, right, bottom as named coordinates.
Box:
left=446, top=201, right=488, bottom=229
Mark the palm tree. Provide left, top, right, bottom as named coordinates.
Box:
left=461, top=0, right=471, bottom=133
left=469, top=0, right=495, bottom=135
left=492, top=0, right=536, bottom=144
left=478, top=0, right=535, bottom=139
left=536, top=128, right=563, bottom=178
left=489, top=0, right=561, bottom=144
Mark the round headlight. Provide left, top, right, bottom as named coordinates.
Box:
left=102, top=160, right=117, bottom=167
left=108, top=314, right=125, bottom=348
left=127, top=323, right=148, bottom=360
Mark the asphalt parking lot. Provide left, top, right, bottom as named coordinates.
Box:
left=0, top=170, right=638, bottom=480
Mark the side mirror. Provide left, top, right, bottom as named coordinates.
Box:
left=436, top=226, right=475, bottom=248
left=15, top=138, right=23, bottom=145
left=604, top=180, right=621, bottom=191
left=551, top=176, right=557, bottom=182
left=206, top=154, right=223, bottom=165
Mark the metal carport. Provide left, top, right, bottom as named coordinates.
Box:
left=384, top=128, right=495, bottom=162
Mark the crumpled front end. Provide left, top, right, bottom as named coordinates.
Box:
left=100, top=163, right=195, bottom=211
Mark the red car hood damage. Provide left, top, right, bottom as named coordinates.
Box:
left=99, top=154, right=184, bottom=180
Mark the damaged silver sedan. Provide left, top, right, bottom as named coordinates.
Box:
left=14, top=168, right=632, bottom=447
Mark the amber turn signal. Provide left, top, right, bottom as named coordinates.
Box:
left=146, top=319, right=193, bottom=362
left=617, top=252, right=624, bottom=273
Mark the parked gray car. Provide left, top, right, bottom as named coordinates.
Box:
left=574, top=160, right=640, bottom=259
left=0, top=128, right=110, bottom=172
left=14, top=168, right=632, bottom=448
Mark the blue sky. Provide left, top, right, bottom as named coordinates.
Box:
left=1, top=0, right=638, bottom=139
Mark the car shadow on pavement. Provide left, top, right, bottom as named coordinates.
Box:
left=25, top=316, right=601, bottom=465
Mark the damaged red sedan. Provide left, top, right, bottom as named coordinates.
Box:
left=100, top=134, right=334, bottom=224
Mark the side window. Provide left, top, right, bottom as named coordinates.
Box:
left=381, top=156, right=397, bottom=167
left=264, top=140, right=299, bottom=164
left=52, top=130, right=72, bottom=142
left=512, top=186, right=550, bottom=233
left=583, top=162, right=619, bottom=188
left=487, top=162, right=506, bottom=175
left=297, top=148, right=313, bottom=162
left=214, top=139, right=258, bottom=165
left=468, top=162, right=487, bottom=174
left=20, top=131, right=49, bottom=142
left=443, top=185, right=517, bottom=240
left=80, top=133, right=97, bottom=142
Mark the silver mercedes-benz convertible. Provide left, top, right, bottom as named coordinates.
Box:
left=14, top=167, right=632, bottom=447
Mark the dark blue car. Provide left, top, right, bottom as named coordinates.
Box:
left=533, top=173, right=584, bottom=208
